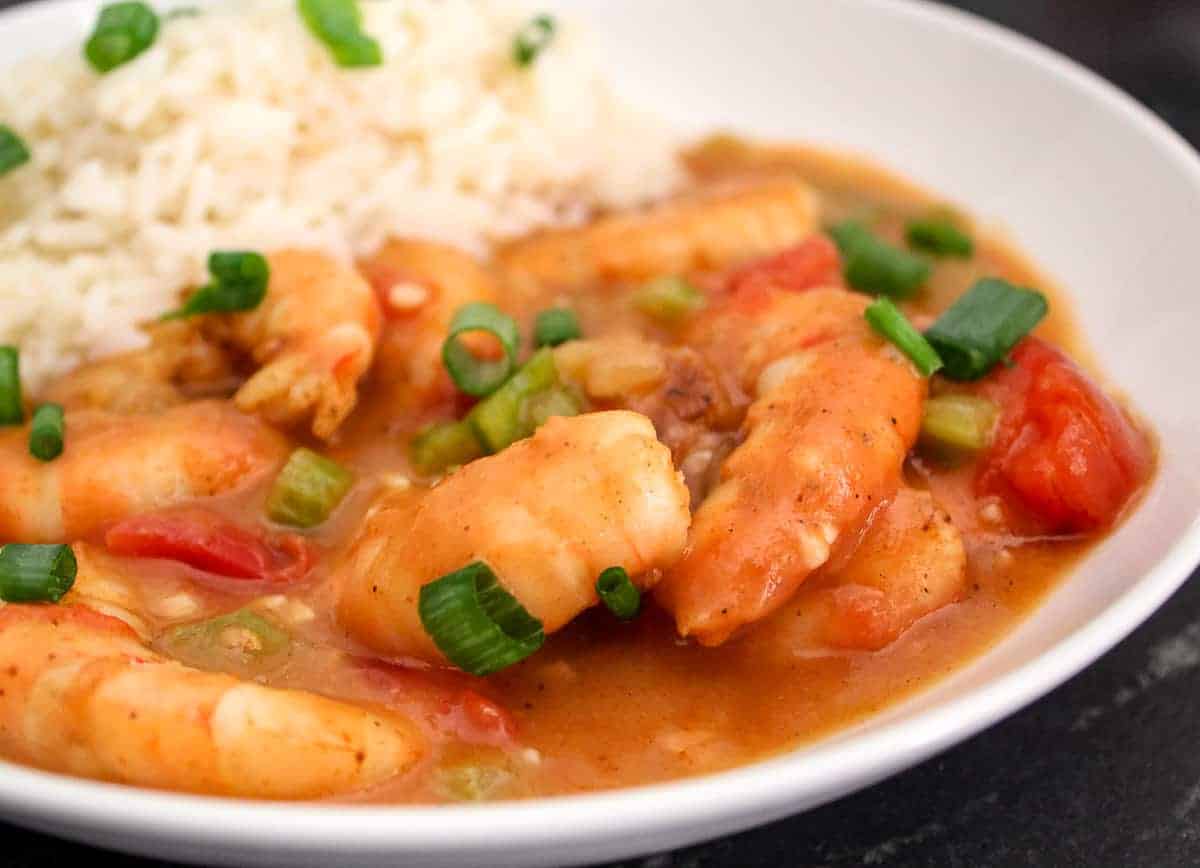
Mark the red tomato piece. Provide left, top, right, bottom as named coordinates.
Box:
left=353, top=659, right=518, bottom=747
left=105, top=509, right=315, bottom=582
left=727, top=235, right=842, bottom=299
left=977, top=338, right=1152, bottom=533
left=458, top=689, right=519, bottom=745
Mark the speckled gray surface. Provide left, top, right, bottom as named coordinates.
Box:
left=0, top=0, right=1197, bottom=865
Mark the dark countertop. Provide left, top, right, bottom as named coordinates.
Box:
left=1, top=1, right=1198, bottom=866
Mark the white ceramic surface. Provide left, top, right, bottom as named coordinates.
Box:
left=2, top=0, right=1199, bottom=865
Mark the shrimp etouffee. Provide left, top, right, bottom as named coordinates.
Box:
left=0, top=138, right=1154, bottom=803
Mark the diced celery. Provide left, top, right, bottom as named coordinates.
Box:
left=920, top=394, right=998, bottom=452
left=632, top=276, right=706, bottom=324
left=468, top=349, right=558, bottom=452
left=411, top=420, right=484, bottom=475
left=520, top=385, right=583, bottom=431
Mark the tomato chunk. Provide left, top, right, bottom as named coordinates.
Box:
left=354, top=659, right=518, bottom=747
left=977, top=338, right=1151, bottom=533
left=727, top=235, right=842, bottom=299
left=105, top=509, right=315, bottom=582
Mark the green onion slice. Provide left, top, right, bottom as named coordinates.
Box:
left=924, top=278, right=1048, bottom=380
left=906, top=218, right=974, bottom=258
left=533, top=308, right=581, bottom=348
left=519, top=385, right=583, bottom=431
left=162, top=609, right=291, bottom=676
left=297, top=0, right=383, bottom=68
left=864, top=297, right=943, bottom=377
left=28, top=403, right=65, bottom=462
left=595, top=566, right=641, bottom=621
left=633, top=276, right=706, bottom=325
left=467, top=348, right=557, bottom=453
left=442, top=302, right=521, bottom=397
left=921, top=394, right=998, bottom=453
left=513, top=14, right=556, bottom=67
left=419, top=561, right=545, bottom=676
left=411, top=420, right=485, bottom=476
left=829, top=220, right=931, bottom=299
left=0, top=126, right=31, bottom=176
left=827, top=220, right=873, bottom=252
left=85, top=2, right=160, bottom=74
left=267, top=448, right=354, bottom=528
left=0, top=544, right=77, bottom=603
left=162, top=251, right=270, bottom=320
left=0, top=347, right=22, bottom=426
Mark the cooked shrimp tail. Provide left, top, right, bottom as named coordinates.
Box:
left=216, top=250, right=383, bottom=440
left=745, top=487, right=968, bottom=657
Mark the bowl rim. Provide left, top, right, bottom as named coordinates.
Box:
left=1, top=0, right=1199, bottom=857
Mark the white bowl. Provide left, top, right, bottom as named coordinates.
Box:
left=3, top=0, right=1200, bottom=865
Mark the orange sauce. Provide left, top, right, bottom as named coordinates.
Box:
left=16, top=137, right=1151, bottom=803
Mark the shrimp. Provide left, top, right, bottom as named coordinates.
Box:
left=655, top=288, right=927, bottom=645
left=0, top=601, right=423, bottom=798
left=335, top=411, right=690, bottom=663
left=212, top=250, right=382, bottom=440
left=0, top=401, right=287, bottom=542
left=358, top=239, right=500, bottom=410
left=497, top=177, right=819, bottom=290
left=42, top=320, right=233, bottom=415
left=744, top=488, right=967, bottom=658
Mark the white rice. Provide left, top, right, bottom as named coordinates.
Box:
left=0, top=0, right=682, bottom=390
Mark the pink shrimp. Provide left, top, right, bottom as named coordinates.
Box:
left=744, top=487, right=968, bottom=657
left=215, top=250, right=382, bottom=440
left=0, top=401, right=287, bottom=543
left=655, top=288, right=927, bottom=645
left=335, top=411, right=690, bottom=664
left=0, top=601, right=423, bottom=798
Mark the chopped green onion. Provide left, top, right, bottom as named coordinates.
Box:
left=921, top=394, right=998, bottom=453
left=28, top=404, right=65, bottom=462
left=442, top=303, right=521, bottom=397
left=267, top=448, right=354, bottom=528
left=533, top=308, right=581, bottom=348
left=0, top=126, right=31, bottom=176
left=864, top=298, right=943, bottom=377
left=906, top=218, right=974, bottom=258
left=925, top=278, right=1049, bottom=380
left=633, top=276, right=706, bottom=325
left=0, top=544, right=76, bottom=603
left=0, top=347, right=22, bottom=426
left=828, top=220, right=931, bottom=299
left=297, top=0, right=382, bottom=68
left=161, top=251, right=270, bottom=320
left=512, top=14, right=556, bottom=67
left=595, top=566, right=640, bottom=621
left=519, top=385, right=583, bottom=431
left=418, top=561, right=545, bottom=676
left=162, top=609, right=291, bottom=676
left=411, top=420, right=484, bottom=476
left=827, top=220, right=873, bottom=252
left=468, top=348, right=557, bottom=453
left=84, top=2, right=160, bottom=74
